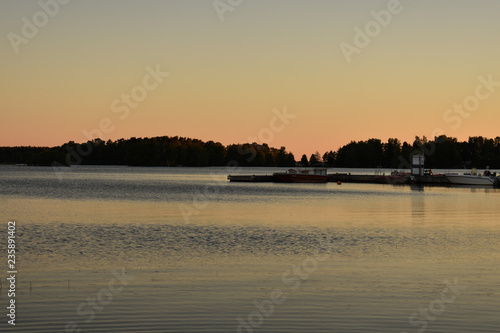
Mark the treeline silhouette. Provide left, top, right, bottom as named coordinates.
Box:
left=0, top=136, right=296, bottom=167
left=1, top=135, right=500, bottom=169
left=311, top=135, right=500, bottom=169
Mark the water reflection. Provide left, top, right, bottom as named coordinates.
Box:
left=410, top=184, right=425, bottom=224
left=1, top=166, right=500, bottom=333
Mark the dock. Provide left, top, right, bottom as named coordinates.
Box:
left=327, top=173, right=410, bottom=184
left=227, top=175, right=274, bottom=182
left=227, top=155, right=464, bottom=186
left=328, top=174, right=451, bottom=185
left=228, top=173, right=451, bottom=185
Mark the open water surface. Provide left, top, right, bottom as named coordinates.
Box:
left=0, top=165, right=499, bottom=332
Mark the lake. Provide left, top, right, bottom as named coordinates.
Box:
left=0, top=165, right=499, bottom=332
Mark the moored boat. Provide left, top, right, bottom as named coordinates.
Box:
left=446, top=172, right=496, bottom=186
left=273, top=168, right=328, bottom=183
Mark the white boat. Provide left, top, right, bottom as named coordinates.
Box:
left=446, top=174, right=495, bottom=186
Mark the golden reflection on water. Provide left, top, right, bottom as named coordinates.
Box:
left=2, top=181, right=500, bottom=232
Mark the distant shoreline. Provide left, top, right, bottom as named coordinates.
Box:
left=2, top=134, right=500, bottom=169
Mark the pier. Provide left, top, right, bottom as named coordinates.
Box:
left=226, top=175, right=274, bottom=182
left=228, top=154, right=458, bottom=186
left=228, top=173, right=452, bottom=185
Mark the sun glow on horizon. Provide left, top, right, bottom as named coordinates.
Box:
left=1, top=0, right=499, bottom=157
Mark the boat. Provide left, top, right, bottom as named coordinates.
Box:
left=446, top=170, right=497, bottom=186
left=273, top=168, right=328, bottom=183
left=373, top=170, right=411, bottom=184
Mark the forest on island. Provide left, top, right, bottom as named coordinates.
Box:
left=1, top=135, right=500, bottom=169
left=0, top=136, right=295, bottom=167
left=315, top=135, right=500, bottom=169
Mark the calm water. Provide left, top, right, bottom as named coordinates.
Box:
left=0, top=165, right=499, bottom=332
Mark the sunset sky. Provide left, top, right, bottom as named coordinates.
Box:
left=1, top=0, right=499, bottom=157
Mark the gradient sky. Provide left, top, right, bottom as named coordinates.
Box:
left=1, top=0, right=499, bottom=157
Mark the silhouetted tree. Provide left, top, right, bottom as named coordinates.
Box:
left=309, top=151, right=321, bottom=166
left=300, top=154, right=309, bottom=167
left=322, top=150, right=336, bottom=167
left=383, top=138, right=401, bottom=168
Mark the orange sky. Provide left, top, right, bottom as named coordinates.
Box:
left=1, top=0, right=499, bottom=157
